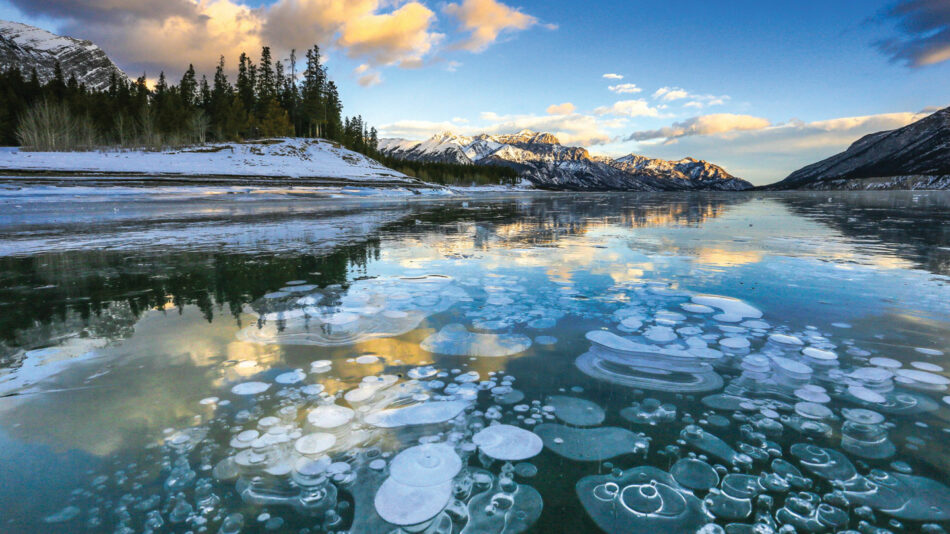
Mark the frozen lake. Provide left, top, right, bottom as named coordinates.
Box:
left=0, top=189, right=949, bottom=533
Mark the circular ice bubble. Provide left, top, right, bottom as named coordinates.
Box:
left=275, top=369, right=306, bottom=384
left=364, top=400, right=469, bottom=428
left=794, top=387, right=830, bottom=403
left=355, top=355, right=379, bottom=364
left=473, top=424, right=543, bottom=461
left=915, top=347, right=944, bottom=356
left=374, top=477, right=452, bottom=526
left=848, top=385, right=886, bottom=404
left=231, top=381, right=271, bottom=395
left=295, top=433, right=337, bottom=456
left=644, top=326, right=677, bottom=343
left=307, top=404, right=355, bottom=429
left=577, top=466, right=706, bottom=534
left=671, top=458, right=719, bottom=491
left=842, top=408, right=885, bottom=425
left=620, top=317, right=643, bottom=330
left=691, top=295, right=762, bottom=319
left=769, top=334, right=803, bottom=346
left=870, top=357, right=902, bottom=369
left=911, top=361, right=943, bottom=372
left=802, top=347, right=837, bottom=361
left=896, top=369, right=950, bottom=386
left=546, top=395, right=606, bottom=427
left=681, top=303, right=714, bottom=314
left=795, top=402, right=833, bottom=420
left=408, top=365, right=438, bottom=379
left=535, top=336, right=558, bottom=345
left=720, top=337, right=750, bottom=350
left=199, top=397, right=218, bottom=405
left=389, top=443, right=462, bottom=486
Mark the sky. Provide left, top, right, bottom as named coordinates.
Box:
left=1, top=0, right=948, bottom=184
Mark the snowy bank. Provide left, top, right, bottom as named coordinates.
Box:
left=0, top=138, right=429, bottom=187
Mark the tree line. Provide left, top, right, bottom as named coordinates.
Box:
left=0, top=44, right=380, bottom=153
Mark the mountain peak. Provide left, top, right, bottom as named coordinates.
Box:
left=0, top=19, right=128, bottom=91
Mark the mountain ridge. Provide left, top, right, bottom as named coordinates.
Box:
left=380, top=130, right=752, bottom=191
left=767, top=106, right=950, bottom=190
left=0, top=20, right=128, bottom=92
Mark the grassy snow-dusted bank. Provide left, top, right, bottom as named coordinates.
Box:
left=0, top=138, right=428, bottom=187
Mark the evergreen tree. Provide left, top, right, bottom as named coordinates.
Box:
left=179, top=64, right=197, bottom=108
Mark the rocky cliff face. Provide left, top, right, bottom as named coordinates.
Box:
left=769, top=106, right=950, bottom=190
left=0, top=20, right=128, bottom=92
left=379, top=130, right=752, bottom=191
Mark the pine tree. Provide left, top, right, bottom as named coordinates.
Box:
left=180, top=64, right=197, bottom=108
left=256, top=47, right=276, bottom=105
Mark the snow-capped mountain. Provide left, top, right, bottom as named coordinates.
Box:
left=0, top=20, right=128, bottom=92
left=379, top=130, right=752, bottom=191
left=769, top=106, right=950, bottom=190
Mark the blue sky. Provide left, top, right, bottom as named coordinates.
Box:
left=1, top=0, right=948, bottom=184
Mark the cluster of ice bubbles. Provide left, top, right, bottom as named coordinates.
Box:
left=49, top=275, right=950, bottom=533
left=560, top=281, right=950, bottom=533
left=237, top=275, right=469, bottom=346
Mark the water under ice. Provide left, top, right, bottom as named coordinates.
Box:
left=421, top=323, right=533, bottom=357
left=6, top=193, right=950, bottom=533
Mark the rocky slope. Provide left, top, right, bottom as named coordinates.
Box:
left=768, top=106, right=950, bottom=190
left=380, top=130, right=752, bottom=191
left=0, top=20, right=128, bottom=91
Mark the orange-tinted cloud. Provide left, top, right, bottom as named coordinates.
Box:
left=546, top=102, right=575, bottom=114
left=443, top=0, right=539, bottom=52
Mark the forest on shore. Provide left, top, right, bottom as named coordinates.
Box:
left=0, top=45, right=519, bottom=185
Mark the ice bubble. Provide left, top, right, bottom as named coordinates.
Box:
left=310, top=360, right=332, bottom=373
left=534, top=424, right=648, bottom=461
left=895, top=369, right=950, bottom=387
left=848, top=385, right=886, bottom=404
left=681, top=303, right=715, bottom=314
left=741, top=320, right=770, bottom=329
left=671, top=458, right=719, bottom=490
left=294, top=433, right=336, bottom=456
left=620, top=398, right=676, bottom=425
left=421, top=324, right=532, bottom=357
left=802, top=347, right=837, bottom=361
left=546, top=395, right=606, bottom=426
left=620, top=317, right=643, bottom=330
left=870, top=357, right=902, bottom=369
left=275, top=369, right=306, bottom=384
left=795, top=402, right=833, bottom=420
left=514, top=462, right=538, bottom=478
left=577, top=466, right=706, bottom=533
left=231, top=381, right=271, bottom=395
left=719, top=336, right=750, bottom=350
left=644, top=325, right=677, bottom=343
left=365, top=400, right=469, bottom=428
left=199, top=397, right=219, bottom=405
left=915, top=347, right=944, bottom=356
left=306, top=404, right=355, bottom=430
left=43, top=505, right=80, bottom=523
left=911, top=361, right=943, bottom=372
left=355, top=355, right=379, bottom=364
left=769, top=333, right=803, bottom=346
left=691, top=295, right=762, bottom=319
left=535, top=335, right=558, bottom=345
left=680, top=425, right=749, bottom=467
left=473, top=424, right=543, bottom=461
left=374, top=477, right=453, bottom=526
left=390, top=443, right=462, bottom=486
left=408, top=365, right=438, bottom=379
left=794, top=387, right=830, bottom=403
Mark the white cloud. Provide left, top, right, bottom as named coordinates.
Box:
left=628, top=113, right=770, bottom=141
left=652, top=86, right=728, bottom=108
left=602, top=73, right=623, bottom=80
left=608, top=83, right=642, bottom=94
left=624, top=110, right=933, bottom=184
left=546, top=102, right=576, bottom=115
left=443, top=0, right=539, bottom=52
left=357, top=70, right=382, bottom=86
left=594, top=99, right=660, bottom=118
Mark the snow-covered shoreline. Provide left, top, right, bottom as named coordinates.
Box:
left=0, top=138, right=422, bottom=186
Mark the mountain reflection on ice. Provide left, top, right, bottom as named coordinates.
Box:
left=0, top=190, right=948, bottom=533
